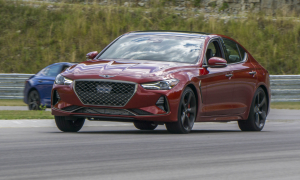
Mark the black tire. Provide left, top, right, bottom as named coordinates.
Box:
left=133, top=121, right=158, bottom=130
left=55, top=116, right=85, bottom=132
left=165, top=87, right=197, bottom=134
left=238, top=87, right=268, bottom=131
left=28, top=90, right=41, bottom=110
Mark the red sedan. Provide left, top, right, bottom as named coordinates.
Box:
left=51, top=31, right=270, bottom=134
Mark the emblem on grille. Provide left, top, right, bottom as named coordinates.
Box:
left=96, top=85, right=112, bottom=94
left=99, top=75, right=115, bottom=78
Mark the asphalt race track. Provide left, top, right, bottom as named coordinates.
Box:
left=1, top=120, right=300, bottom=180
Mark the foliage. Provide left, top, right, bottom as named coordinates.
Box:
left=219, top=3, right=229, bottom=11
left=209, top=1, right=217, bottom=8
left=0, top=0, right=300, bottom=74
left=194, top=0, right=202, bottom=7
left=39, top=104, right=47, bottom=111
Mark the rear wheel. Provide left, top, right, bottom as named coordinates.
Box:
left=165, top=87, right=197, bottom=134
left=55, top=116, right=85, bottom=132
left=238, top=87, right=268, bottom=131
left=28, top=90, right=41, bottom=110
left=133, top=121, right=158, bottom=130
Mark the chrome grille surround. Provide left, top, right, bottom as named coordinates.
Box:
left=74, top=79, right=137, bottom=107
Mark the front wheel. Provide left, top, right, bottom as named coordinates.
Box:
left=238, top=87, right=268, bottom=131
left=165, top=87, right=197, bottom=134
left=28, top=90, right=41, bottom=110
left=55, top=116, right=85, bottom=132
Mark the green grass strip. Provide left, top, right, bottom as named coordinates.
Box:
left=0, top=110, right=53, bottom=119
left=270, top=102, right=300, bottom=110
left=0, top=99, right=27, bottom=106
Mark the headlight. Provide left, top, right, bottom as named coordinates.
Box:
left=141, top=79, right=179, bottom=90
left=55, top=74, right=73, bottom=85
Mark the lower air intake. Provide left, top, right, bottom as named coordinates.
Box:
left=74, top=108, right=135, bottom=116
left=129, top=109, right=153, bottom=115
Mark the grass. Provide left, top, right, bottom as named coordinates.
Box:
left=0, top=110, right=53, bottom=119
left=0, top=0, right=300, bottom=74
left=270, top=102, right=300, bottom=110
left=0, top=99, right=27, bottom=106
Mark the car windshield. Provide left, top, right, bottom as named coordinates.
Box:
left=99, top=35, right=205, bottom=63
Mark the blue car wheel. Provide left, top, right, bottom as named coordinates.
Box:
left=28, top=90, right=41, bottom=110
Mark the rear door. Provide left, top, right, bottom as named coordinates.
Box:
left=221, top=38, right=257, bottom=115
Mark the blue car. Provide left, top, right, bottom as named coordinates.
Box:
left=24, top=62, right=76, bottom=110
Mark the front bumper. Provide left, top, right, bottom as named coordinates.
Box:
left=51, top=82, right=182, bottom=122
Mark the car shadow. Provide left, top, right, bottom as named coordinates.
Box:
left=49, top=129, right=249, bottom=135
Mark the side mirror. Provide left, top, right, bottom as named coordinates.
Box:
left=86, top=51, right=98, bottom=60
left=204, top=57, right=227, bottom=68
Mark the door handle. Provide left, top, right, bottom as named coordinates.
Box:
left=38, top=80, right=43, bottom=83
left=225, top=74, right=233, bottom=78
left=249, top=71, right=257, bottom=75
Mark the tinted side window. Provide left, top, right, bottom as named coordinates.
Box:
left=238, top=45, right=247, bottom=61
left=38, top=65, right=62, bottom=77
left=223, top=38, right=241, bottom=64
left=206, top=40, right=222, bottom=62
left=46, top=65, right=62, bottom=77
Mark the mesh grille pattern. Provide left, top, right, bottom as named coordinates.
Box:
left=62, top=105, right=81, bottom=112
left=74, top=108, right=135, bottom=116
left=74, top=80, right=136, bottom=106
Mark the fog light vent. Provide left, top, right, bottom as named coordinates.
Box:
left=52, top=90, right=60, bottom=106
left=156, top=96, right=169, bottom=112
left=56, top=91, right=60, bottom=99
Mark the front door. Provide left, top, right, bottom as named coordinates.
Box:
left=201, top=39, right=234, bottom=116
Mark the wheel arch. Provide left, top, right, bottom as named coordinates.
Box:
left=28, top=87, right=40, bottom=97
left=186, top=83, right=199, bottom=116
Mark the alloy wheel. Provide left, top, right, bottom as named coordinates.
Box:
left=28, top=90, right=40, bottom=110
left=180, top=90, right=197, bottom=131
left=253, top=90, right=267, bottom=128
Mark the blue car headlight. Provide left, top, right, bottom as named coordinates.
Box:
left=55, top=74, right=73, bottom=85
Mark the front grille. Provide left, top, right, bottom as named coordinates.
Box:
left=74, top=80, right=136, bottom=106
left=74, top=108, right=135, bottom=116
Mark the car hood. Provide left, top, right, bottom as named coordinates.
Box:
left=64, top=59, right=192, bottom=78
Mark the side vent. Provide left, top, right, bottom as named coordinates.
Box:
left=52, top=90, right=60, bottom=106
left=156, top=96, right=169, bottom=112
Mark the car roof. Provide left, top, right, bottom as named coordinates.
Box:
left=128, top=30, right=210, bottom=38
